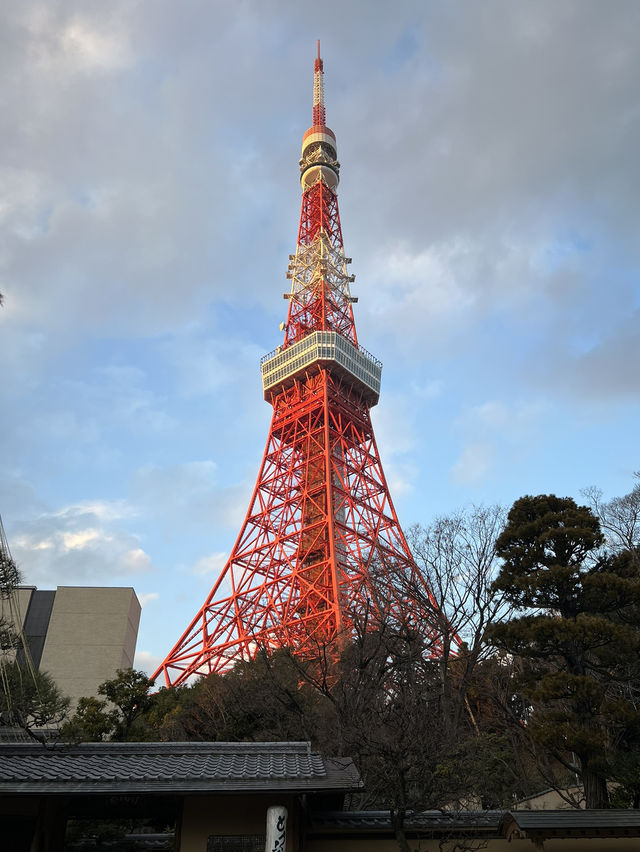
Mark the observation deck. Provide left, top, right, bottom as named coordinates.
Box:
left=261, top=331, right=382, bottom=405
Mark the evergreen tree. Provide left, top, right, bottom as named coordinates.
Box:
left=489, top=494, right=640, bottom=808
left=0, top=660, right=69, bottom=740
left=98, top=668, right=154, bottom=741
left=1, top=527, right=70, bottom=741
left=62, top=669, right=155, bottom=742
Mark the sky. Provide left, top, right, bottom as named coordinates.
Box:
left=1, top=1, right=639, bottom=676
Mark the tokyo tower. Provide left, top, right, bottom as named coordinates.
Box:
left=154, top=45, right=441, bottom=687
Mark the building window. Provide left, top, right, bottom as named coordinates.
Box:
left=207, top=835, right=265, bottom=852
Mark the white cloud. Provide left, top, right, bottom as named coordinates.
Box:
left=121, top=548, right=153, bottom=573
left=134, top=649, right=162, bottom=678
left=1, top=0, right=638, bottom=667
left=365, top=241, right=476, bottom=339
left=10, top=501, right=154, bottom=586
left=62, top=529, right=101, bottom=550
left=138, top=592, right=159, bottom=608
left=131, top=461, right=251, bottom=532
left=24, top=6, right=132, bottom=74
left=467, top=401, right=547, bottom=441
left=450, top=399, right=548, bottom=485
left=53, top=500, right=136, bottom=523
left=410, top=379, right=444, bottom=400
left=61, top=20, right=130, bottom=70
left=192, top=552, right=228, bottom=577
left=451, top=442, right=495, bottom=486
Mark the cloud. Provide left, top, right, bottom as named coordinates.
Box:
left=538, top=310, right=640, bottom=401
left=450, top=400, right=548, bottom=486
left=130, top=461, right=250, bottom=532
left=10, top=500, right=154, bottom=587
left=372, top=391, right=419, bottom=497
left=410, top=379, right=445, bottom=400
left=134, top=649, right=162, bottom=678
left=192, top=552, right=228, bottom=577
left=451, top=442, right=495, bottom=486
left=59, top=19, right=131, bottom=71
left=1, top=0, right=638, bottom=667
left=53, top=499, right=136, bottom=523
left=22, top=5, right=132, bottom=75
left=368, top=241, right=476, bottom=320
left=160, top=326, right=265, bottom=399
left=121, top=548, right=153, bottom=573
left=0, top=473, right=47, bottom=519
left=357, top=231, right=577, bottom=361
left=350, top=2, right=640, bottom=247
left=62, top=529, right=101, bottom=550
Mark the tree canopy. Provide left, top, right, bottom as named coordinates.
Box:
left=64, top=480, right=640, bottom=827
left=488, top=494, right=640, bottom=808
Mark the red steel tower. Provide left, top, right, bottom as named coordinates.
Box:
left=154, top=46, right=440, bottom=687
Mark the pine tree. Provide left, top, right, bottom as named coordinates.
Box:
left=488, top=494, right=640, bottom=808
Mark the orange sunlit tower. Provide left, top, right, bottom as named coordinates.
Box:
left=154, top=46, right=442, bottom=687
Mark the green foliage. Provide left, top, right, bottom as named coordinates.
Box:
left=63, top=669, right=155, bottom=743
left=0, top=621, right=18, bottom=651
left=160, top=648, right=334, bottom=744
left=437, top=732, right=523, bottom=810
left=493, top=494, right=604, bottom=614
left=0, top=550, right=22, bottom=653
left=98, top=668, right=154, bottom=741
left=62, top=489, right=640, bottom=819
left=0, top=547, right=70, bottom=741
left=0, top=660, right=69, bottom=736
left=151, top=628, right=535, bottom=819
left=60, top=696, right=116, bottom=743
left=608, top=712, right=640, bottom=810
left=0, top=552, right=21, bottom=598
left=488, top=494, right=640, bottom=808
left=139, top=684, right=187, bottom=738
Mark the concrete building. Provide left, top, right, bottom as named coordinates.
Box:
left=3, top=585, right=140, bottom=708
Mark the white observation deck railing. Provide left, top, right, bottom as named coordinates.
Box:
left=261, top=331, right=382, bottom=405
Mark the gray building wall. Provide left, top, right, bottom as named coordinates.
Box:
left=5, top=586, right=141, bottom=709
left=1, top=587, right=37, bottom=664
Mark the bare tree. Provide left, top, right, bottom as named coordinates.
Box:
left=405, top=505, right=513, bottom=731
left=582, top=473, right=640, bottom=555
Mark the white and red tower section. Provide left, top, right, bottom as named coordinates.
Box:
left=154, top=46, right=441, bottom=687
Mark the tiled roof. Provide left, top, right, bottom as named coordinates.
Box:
left=503, top=809, right=640, bottom=837
left=312, top=809, right=640, bottom=840
left=309, top=810, right=503, bottom=837
left=0, top=741, right=361, bottom=795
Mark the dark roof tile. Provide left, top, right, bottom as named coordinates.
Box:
left=312, top=809, right=640, bottom=840
left=309, top=810, right=503, bottom=836
left=504, top=810, right=640, bottom=833
left=0, top=741, right=361, bottom=795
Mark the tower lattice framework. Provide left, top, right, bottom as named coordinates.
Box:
left=154, top=46, right=442, bottom=688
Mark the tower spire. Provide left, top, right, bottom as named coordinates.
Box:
left=312, top=40, right=326, bottom=127
left=153, top=49, right=446, bottom=687
left=283, top=48, right=355, bottom=348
